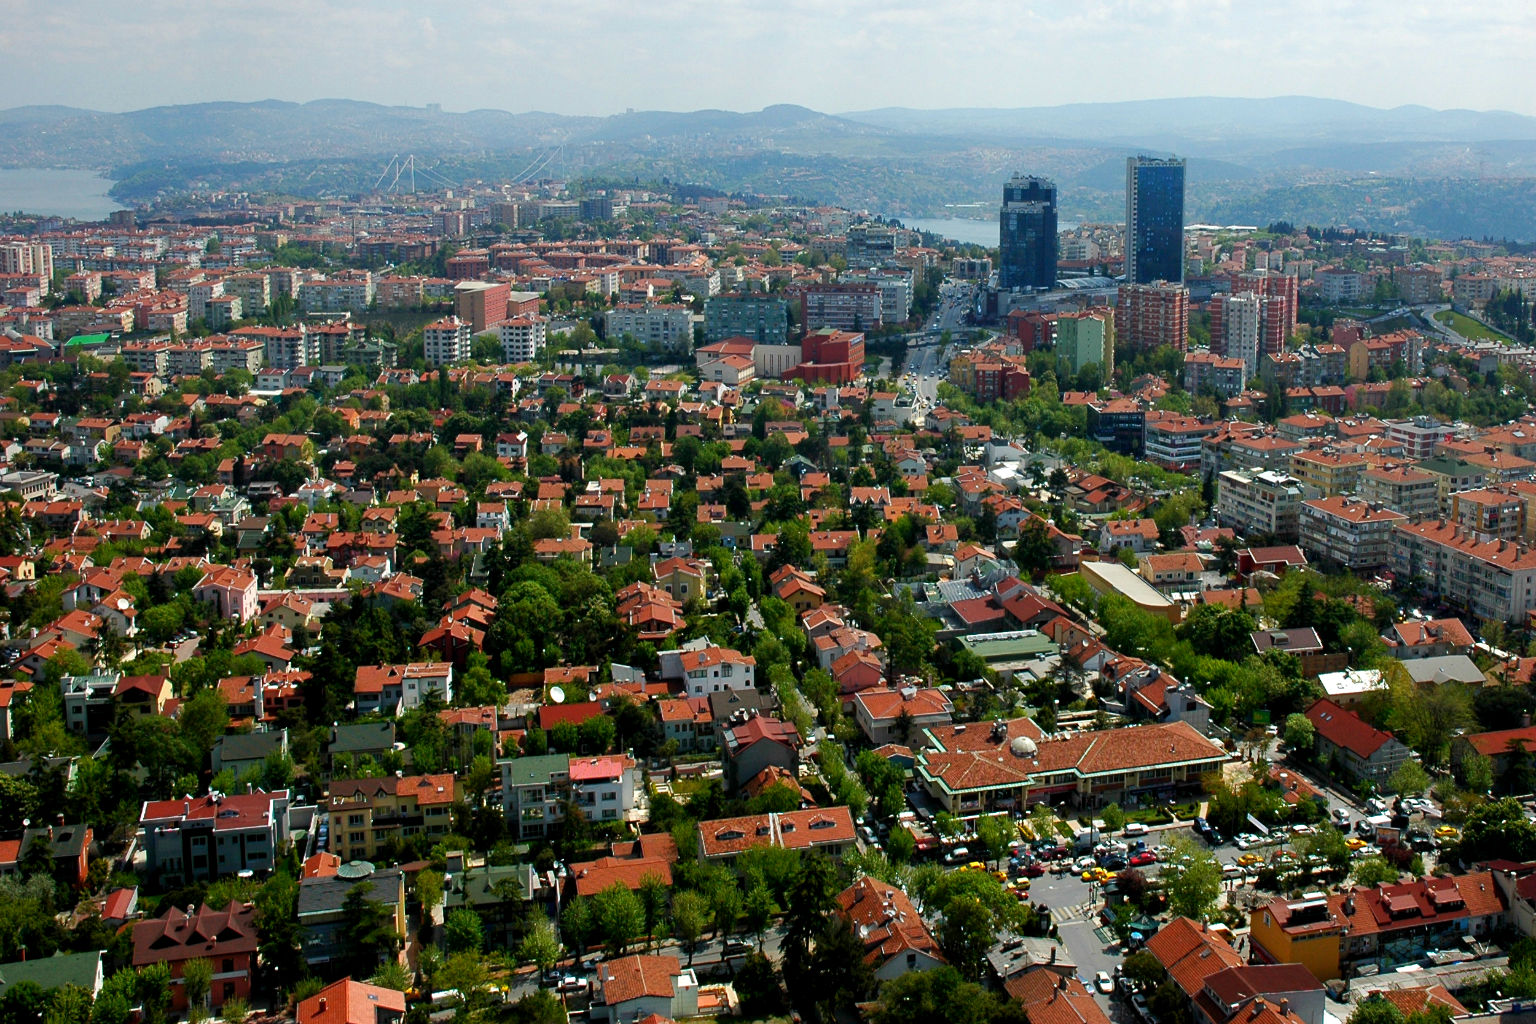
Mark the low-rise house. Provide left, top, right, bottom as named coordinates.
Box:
left=211, top=730, right=289, bottom=780
left=1250, top=872, right=1506, bottom=980
left=296, top=978, right=405, bottom=1024
left=1303, top=698, right=1412, bottom=787
left=131, top=901, right=257, bottom=1010
left=297, top=869, right=406, bottom=969
left=852, top=686, right=953, bottom=746
left=697, top=806, right=857, bottom=862
left=353, top=662, right=454, bottom=715
left=0, top=822, right=93, bottom=889
left=594, top=954, right=699, bottom=1024
left=0, top=950, right=104, bottom=999
left=721, top=712, right=801, bottom=793
left=327, top=775, right=457, bottom=861
left=193, top=565, right=259, bottom=623
left=835, top=876, right=944, bottom=980
left=1383, top=618, right=1475, bottom=660
left=139, top=790, right=291, bottom=884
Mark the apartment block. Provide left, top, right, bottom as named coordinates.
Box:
left=1298, top=496, right=1406, bottom=571
left=1358, top=465, right=1439, bottom=520
left=1142, top=412, right=1219, bottom=473
left=422, top=317, right=472, bottom=367
left=703, top=294, right=789, bottom=346
left=498, top=315, right=547, bottom=363
left=1289, top=449, right=1367, bottom=499
left=605, top=303, right=695, bottom=352
left=1217, top=469, right=1304, bottom=541
left=1391, top=519, right=1536, bottom=623
left=1448, top=488, right=1524, bottom=541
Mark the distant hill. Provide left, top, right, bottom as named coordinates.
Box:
left=5, top=95, right=1536, bottom=239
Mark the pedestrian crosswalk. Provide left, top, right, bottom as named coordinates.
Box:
left=1051, top=901, right=1098, bottom=923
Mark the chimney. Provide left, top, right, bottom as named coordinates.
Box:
left=317, top=1000, right=327, bottom=1014
left=1050, top=948, right=1057, bottom=963
left=1280, top=1000, right=1289, bottom=1015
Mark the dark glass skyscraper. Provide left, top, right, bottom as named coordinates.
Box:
left=998, top=174, right=1057, bottom=291
left=1124, top=156, right=1186, bottom=285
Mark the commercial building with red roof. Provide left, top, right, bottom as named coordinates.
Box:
left=915, top=718, right=1227, bottom=816
left=1250, top=872, right=1507, bottom=980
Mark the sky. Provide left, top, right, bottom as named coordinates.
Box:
left=2, top=0, right=1533, bottom=117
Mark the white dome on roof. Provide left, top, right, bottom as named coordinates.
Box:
left=1010, top=735, right=1037, bottom=757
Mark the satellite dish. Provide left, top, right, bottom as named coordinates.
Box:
left=587, top=691, right=598, bottom=704
left=549, top=685, right=566, bottom=704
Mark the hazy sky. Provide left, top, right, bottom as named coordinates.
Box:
left=4, top=0, right=1533, bottom=116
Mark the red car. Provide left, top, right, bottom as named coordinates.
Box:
left=1022, top=862, right=1046, bottom=877
left=1129, top=852, right=1158, bottom=868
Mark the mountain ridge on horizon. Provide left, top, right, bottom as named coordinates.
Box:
left=5, top=94, right=1536, bottom=240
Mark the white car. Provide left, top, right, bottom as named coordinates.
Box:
left=1095, top=971, right=1114, bottom=995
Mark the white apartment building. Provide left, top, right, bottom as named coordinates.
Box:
left=1391, top=520, right=1536, bottom=623
left=423, top=317, right=472, bottom=367
left=297, top=276, right=374, bottom=313
left=605, top=304, right=695, bottom=352
left=498, top=315, right=547, bottom=363
left=1385, top=416, right=1457, bottom=460
left=1219, top=291, right=1263, bottom=378
left=1217, top=468, right=1304, bottom=541
left=0, top=241, right=53, bottom=279
left=188, top=280, right=225, bottom=323
left=1298, top=496, right=1406, bottom=571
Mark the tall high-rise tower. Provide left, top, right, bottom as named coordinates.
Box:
left=998, top=175, right=1057, bottom=291
left=1124, top=156, right=1186, bottom=285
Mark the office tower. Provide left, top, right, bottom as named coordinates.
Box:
left=998, top=175, right=1057, bottom=291
left=1124, top=156, right=1186, bottom=285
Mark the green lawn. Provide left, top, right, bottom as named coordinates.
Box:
left=1434, top=309, right=1512, bottom=343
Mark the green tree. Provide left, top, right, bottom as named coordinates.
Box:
left=639, top=874, right=669, bottom=949
left=743, top=884, right=775, bottom=948
left=517, top=918, right=562, bottom=974
left=341, top=882, right=401, bottom=974
left=671, top=890, right=710, bottom=965
left=1348, top=995, right=1407, bottom=1024
left=1162, top=836, right=1222, bottom=921
left=1101, top=803, right=1127, bottom=833
left=1389, top=759, right=1431, bottom=797
left=939, top=897, right=999, bottom=981
left=1462, top=749, right=1495, bottom=793
left=180, top=959, right=212, bottom=1019
left=975, top=814, right=1011, bottom=867
left=1352, top=857, right=1400, bottom=887
left=591, top=882, right=645, bottom=956
left=1283, top=713, right=1316, bottom=753
left=444, top=907, right=483, bottom=953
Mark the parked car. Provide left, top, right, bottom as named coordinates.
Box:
left=723, top=940, right=752, bottom=956
left=1332, top=807, right=1351, bottom=827
left=1129, top=852, right=1157, bottom=868
left=943, top=846, right=971, bottom=865
left=1023, top=862, right=1046, bottom=877
left=1123, top=822, right=1150, bottom=838
left=1095, top=971, right=1115, bottom=994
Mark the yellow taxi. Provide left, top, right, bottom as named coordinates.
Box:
left=1236, top=852, right=1262, bottom=867
left=1434, top=825, right=1459, bottom=840
left=965, top=861, right=986, bottom=872
left=1345, top=838, right=1368, bottom=850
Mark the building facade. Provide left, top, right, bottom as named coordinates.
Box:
left=999, top=175, right=1058, bottom=291
left=1125, top=156, right=1186, bottom=285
